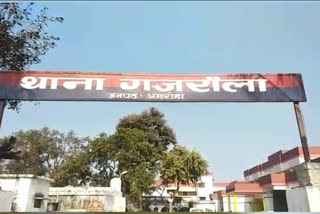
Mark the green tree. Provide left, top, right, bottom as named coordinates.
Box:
left=53, top=150, right=91, bottom=187
left=88, top=108, right=179, bottom=209
left=0, top=3, right=63, bottom=110
left=117, top=107, right=177, bottom=152
left=160, top=145, right=208, bottom=194
left=1, top=127, right=88, bottom=185
left=122, top=163, right=157, bottom=211
left=87, top=133, right=116, bottom=186
left=87, top=108, right=208, bottom=210
left=87, top=128, right=159, bottom=210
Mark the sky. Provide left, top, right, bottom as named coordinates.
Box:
left=2, top=1, right=320, bottom=181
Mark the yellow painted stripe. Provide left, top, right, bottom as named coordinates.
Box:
left=233, top=192, right=237, bottom=212
left=227, top=194, right=231, bottom=212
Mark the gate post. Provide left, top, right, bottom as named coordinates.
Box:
left=293, top=102, right=311, bottom=162
left=0, top=100, right=5, bottom=133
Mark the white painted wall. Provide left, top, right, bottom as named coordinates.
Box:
left=222, top=195, right=252, bottom=212
left=0, top=175, right=52, bottom=212
left=233, top=196, right=251, bottom=212
left=26, top=178, right=52, bottom=211
left=286, top=187, right=309, bottom=211
left=222, top=196, right=229, bottom=212
left=104, top=195, right=126, bottom=212
left=196, top=175, right=213, bottom=200
left=49, top=178, right=125, bottom=212
left=211, top=199, right=219, bottom=211
left=264, top=193, right=274, bottom=211
left=0, top=177, right=31, bottom=211
left=110, top=178, right=121, bottom=192
left=0, top=191, right=15, bottom=211
left=104, top=178, right=126, bottom=212
left=49, top=187, right=109, bottom=211
left=192, top=201, right=216, bottom=211
left=306, top=186, right=320, bottom=212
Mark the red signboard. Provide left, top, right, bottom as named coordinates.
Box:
left=0, top=71, right=306, bottom=102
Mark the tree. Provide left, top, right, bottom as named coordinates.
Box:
left=87, top=128, right=160, bottom=210
left=88, top=108, right=208, bottom=210
left=160, top=145, right=208, bottom=195
left=0, top=136, right=20, bottom=160
left=53, top=150, right=91, bottom=187
left=0, top=3, right=63, bottom=110
left=87, top=132, right=116, bottom=186
left=117, top=107, right=177, bottom=152
left=0, top=127, right=88, bottom=185
left=87, top=107, right=179, bottom=209
left=121, top=163, right=157, bottom=211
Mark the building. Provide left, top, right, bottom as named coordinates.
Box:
left=0, top=174, right=53, bottom=212
left=212, top=146, right=320, bottom=212
left=0, top=174, right=125, bottom=212
left=48, top=177, right=126, bottom=212
left=143, top=173, right=215, bottom=212
left=127, top=146, right=320, bottom=212
left=0, top=190, right=15, bottom=211
left=196, top=173, right=214, bottom=201
left=210, top=182, right=230, bottom=211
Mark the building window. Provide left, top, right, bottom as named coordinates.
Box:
left=34, top=199, right=42, bottom=208
left=178, top=191, right=196, bottom=196
left=198, top=182, right=205, bottom=188
left=199, top=197, right=206, bottom=201
left=34, top=192, right=44, bottom=208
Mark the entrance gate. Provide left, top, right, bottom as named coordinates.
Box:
left=0, top=71, right=310, bottom=161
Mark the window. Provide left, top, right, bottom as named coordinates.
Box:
left=178, top=191, right=196, bottom=196
left=34, top=199, right=42, bottom=208
left=198, top=182, right=205, bottom=188
left=178, top=192, right=184, bottom=196
left=34, top=193, right=44, bottom=208
left=199, top=197, right=206, bottom=201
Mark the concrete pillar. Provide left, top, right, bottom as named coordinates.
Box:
left=263, top=193, right=274, bottom=211
left=294, top=162, right=320, bottom=187
left=110, top=178, right=121, bottom=192
left=227, top=194, right=231, bottom=212
left=286, top=186, right=320, bottom=211
left=287, top=162, right=320, bottom=211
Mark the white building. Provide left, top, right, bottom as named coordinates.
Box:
left=48, top=177, right=126, bottom=212
left=0, top=190, right=15, bottom=211
left=196, top=173, right=214, bottom=201
left=144, top=173, right=215, bottom=212
left=211, top=146, right=320, bottom=212
left=0, top=174, right=53, bottom=212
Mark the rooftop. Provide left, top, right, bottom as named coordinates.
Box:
left=0, top=174, right=54, bottom=183
left=226, top=181, right=263, bottom=194
left=243, top=146, right=320, bottom=177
